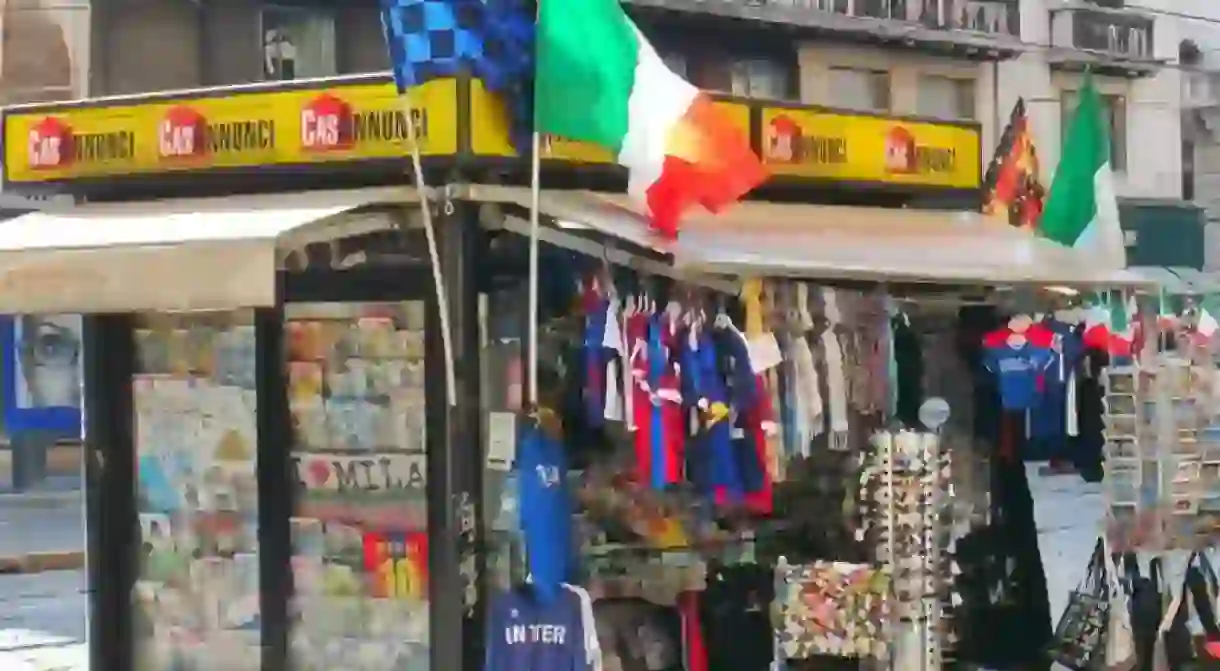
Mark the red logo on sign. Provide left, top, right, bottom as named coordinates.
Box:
left=159, top=105, right=208, bottom=159
left=765, top=115, right=801, bottom=164
left=884, top=126, right=917, bottom=174
left=301, top=93, right=353, bottom=151
left=27, top=117, right=73, bottom=169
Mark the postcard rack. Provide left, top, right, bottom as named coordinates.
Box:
left=1103, top=358, right=1218, bottom=550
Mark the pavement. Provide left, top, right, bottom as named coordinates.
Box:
left=0, top=570, right=87, bottom=670
left=0, top=446, right=88, bottom=669
left=1027, top=462, right=1106, bottom=623
left=0, top=485, right=85, bottom=575
left=0, top=444, right=86, bottom=575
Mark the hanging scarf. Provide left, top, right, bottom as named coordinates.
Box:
left=822, top=287, right=850, bottom=450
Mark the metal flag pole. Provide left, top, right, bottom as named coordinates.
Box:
left=527, top=130, right=542, bottom=405
left=401, top=99, right=457, bottom=407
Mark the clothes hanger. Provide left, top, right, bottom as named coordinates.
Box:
left=821, top=286, right=842, bottom=325
left=713, top=293, right=733, bottom=330
left=797, top=283, right=814, bottom=332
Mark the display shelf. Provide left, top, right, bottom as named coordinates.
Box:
left=284, top=301, right=430, bottom=670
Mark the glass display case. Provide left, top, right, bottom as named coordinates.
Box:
left=285, top=301, right=430, bottom=671
left=131, top=311, right=261, bottom=670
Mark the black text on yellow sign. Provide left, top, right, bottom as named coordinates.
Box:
left=6, top=78, right=458, bottom=182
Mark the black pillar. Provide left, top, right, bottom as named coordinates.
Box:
left=83, top=314, right=136, bottom=671
left=255, top=306, right=292, bottom=671
left=426, top=197, right=485, bottom=671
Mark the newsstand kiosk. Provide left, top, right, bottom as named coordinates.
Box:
left=0, top=71, right=1096, bottom=671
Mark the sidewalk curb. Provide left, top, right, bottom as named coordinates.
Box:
left=0, top=551, right=85, bottom=575
left=0, top=490, right=83, bottom=509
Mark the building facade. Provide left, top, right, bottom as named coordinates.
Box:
left=4, top=0, right=1184, bottom=210
left=1008, top=0, right=1197, bottom=269
left=1179, top=0, right=1220, bottom=270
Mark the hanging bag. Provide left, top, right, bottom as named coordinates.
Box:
left=1049, top=538, right=1111, bottom=670
left=1154, top=556, right=1204, bottom=671
left=1104, top=542, right=1137, bottom=671
left=1187, top=552, right=1220, bottom=669
left=1130, top=555, right=1165, bottom=671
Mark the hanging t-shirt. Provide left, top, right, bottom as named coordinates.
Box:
left=486, top=588, right=590, bottom=671
left=517, top=421, right=573, bottom=602
left=1030, top=322, right=1084, bottom=440
left=984, top=341, right=1055, bottom=410
left=584, top=293, right=610, bottom=428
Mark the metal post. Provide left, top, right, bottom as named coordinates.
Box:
left=82, top=314, right=136, bottom=671
left=427, top=195, right=485, bottom=671
left=255, top=307, right=291, bottom=671
left=9, top=431, right=48, bottom=492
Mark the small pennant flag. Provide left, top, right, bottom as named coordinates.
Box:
left=1083, top=291, right=1136, bottom=355
left=1156, top=287, right=1180, bottom=331
left=1109, top=292, right=1136, bottom=356
left=1198, top=295, right=1220, bottom=342
left=1082, top=292, right=1112, bottom=350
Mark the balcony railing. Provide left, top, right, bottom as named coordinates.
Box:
left=779, top=0, right=1020, bottom=36
left=1068, top=7, right=1154, bottom=59
left=952, top=0, right=1020, bottom=37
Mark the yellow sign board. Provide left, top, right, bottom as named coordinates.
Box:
left=2, top=75, right=980, bottom=192
left=759, top=107, right=980, bottom=188
left=469, top=80, right=752, bottom=163
left=4, top=79, right=459, bottom=183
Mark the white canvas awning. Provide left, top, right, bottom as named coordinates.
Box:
left=466, top=186, right=1152, bottom=288
left=0, top=187, right=414, bottom=313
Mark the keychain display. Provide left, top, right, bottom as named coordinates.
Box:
left=860, top=428, right=956, bottom=668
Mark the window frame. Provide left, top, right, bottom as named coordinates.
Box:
left=827, top=65, right=891, bottom=112
left=258, top=4, right=338, bottom=82
left=915, top=74, right=976, bottom=120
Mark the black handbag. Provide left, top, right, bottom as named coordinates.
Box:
left=1130, top=554, right=1164, bottom=671
left=1184, top=553, right=1220, bottom=670
left=1049, top=538, right=1111, bottom=670
left=1165, top=562, right=1196, bottom=670
left=1147, top=553, right=1219, bottom=671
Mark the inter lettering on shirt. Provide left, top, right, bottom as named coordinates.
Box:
left=996, top=356, right=1040, bottom=373
left=505, top=623, right=567, bottom=645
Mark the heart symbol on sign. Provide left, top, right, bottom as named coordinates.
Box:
left=309, top=460, right=330, bottom=485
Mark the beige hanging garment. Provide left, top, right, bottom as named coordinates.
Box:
left=1104, top=542, right=1136, bottom=670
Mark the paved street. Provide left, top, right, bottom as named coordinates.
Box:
left=0, top=570, right=87, bottom=670
left=0, top=487, right=87, bottom=670
left=0, top=497, right=85, bottom=559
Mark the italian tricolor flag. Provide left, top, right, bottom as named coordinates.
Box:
left=1197, top=295, right=1220, bottom=344
left=535, top=0, right=767, bottom=238
left=1083, top=292, right=1136, bottom=356
left=1037, top=74, right=1126, bottom=269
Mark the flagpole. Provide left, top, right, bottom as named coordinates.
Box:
left=527, top=130, right=542, bottom=406
left=402, top=97, right=457, bottom=407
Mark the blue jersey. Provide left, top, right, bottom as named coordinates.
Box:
left=984, top=342, right=1054, bottom=410
left=485, top=589, right=589, bottom=671
left=516, top=422, right=573, bottom=603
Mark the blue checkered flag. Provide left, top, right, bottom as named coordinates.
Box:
left=380, top=0, right=535, bottom=152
